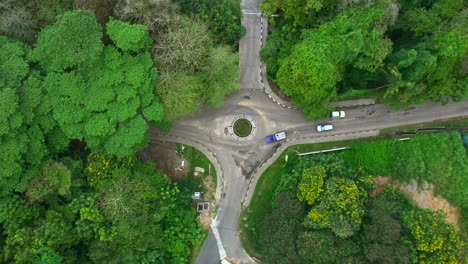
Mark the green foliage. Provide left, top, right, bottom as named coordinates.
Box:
left=306, top=176, right=367, bottom=238
left=201, top=46, right=240, bottom=107
left=0, top=36, right=54, bottom=195
left=344, top=132, right=468, bottom=216
left=0, top=155, right=201, bottom=263
left=258, top=192, right=304, bottom=264
left=402, top=209, right=463, bottom=263
left=31, top=10, right=104, bottom=72
left=384, top=0, right=467, bottom=107
left=361, top=200, right=412, bottom=263
left=276, top=3, right=393, bottom=118
left=297, top=166, right=325, bottom=205
left=297, top=230, right=360, bottom=263
left=261, top=0, right=326, bottom=26
left=113, top=1, right=240, bottom=120
left=34, top=0, right=73, bottom=28
left=0, top=195, right=39, bottom=231
left=248, top=147, right=466, bottom=262
left=106, top=18, right=152, bottom=52
left=343, top=139, right=398, bottom=175
left=175, top=0, right=245, bottom=46
left=264, top=0, right=466, bottom=112
left=33, top=11, right=164, bottom=157
left=26, top=160, right=72, bottom=203
left=156, top=71, right=203, bottom=120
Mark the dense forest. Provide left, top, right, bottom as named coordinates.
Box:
left=260, top=0, right=467, bottom=119
left=247, top=132, right=467, bottom=263
left=0, top=0, right=242, bottom=263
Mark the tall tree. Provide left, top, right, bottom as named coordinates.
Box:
left=297, top=166, right=325, bottom=205
left=200, top=46, right=240, bottom=107
left=153, top=16, right=213, bottom=72
left=305, top=177, right=367, bottom=238
left=0, top=36, right=56, bottom=195
left=156, top=71, right=203, bottom=120
left=31, top=9, right=104, bottom=72
left=0, top=0, right=37, bottom=42
left=174, top=0, right=244, bottom=46
left=106, top=18, right=152, bottom=52
left=402, top=209, right=462, bottom=263
left=384, top=0, right=467, bottom=108
left=35, top=12, right=164, bottom=157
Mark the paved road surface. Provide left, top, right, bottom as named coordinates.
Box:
left=151, top=0, right=468, bottom=263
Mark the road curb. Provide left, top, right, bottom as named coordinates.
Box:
left=258, top=17, right=300, bottom=110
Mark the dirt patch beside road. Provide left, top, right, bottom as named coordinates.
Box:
left=373, top=176, right=460, bottom=229
left=144, top=141, right=189, bottom=180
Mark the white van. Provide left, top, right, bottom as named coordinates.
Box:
left=316, top=124, right=333, bottom=132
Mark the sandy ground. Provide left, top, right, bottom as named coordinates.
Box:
left=373, top=176, right=460, bottom=229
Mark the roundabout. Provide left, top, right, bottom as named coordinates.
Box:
left=233, top=118, right=252, bottom=137
left=227, top=115, right=257, bottom=141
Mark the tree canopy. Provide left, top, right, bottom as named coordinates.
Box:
left=250, top=149, right=465, bottom=263
left=262, top=0, right=466, bottom=117
left=31, top=10, right=104, bottom=72
left=0, top=36, right=53, bottom=195
left=1, top=156, right=203, bottom=263
left=275, top=2, right=393, bottom=119
left=35, top=11, right=164, bottom=157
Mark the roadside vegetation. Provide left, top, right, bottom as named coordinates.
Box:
left=260, top=0, right=467, bottom=119
left=242, top=131, right=467, bottom=263
left=0, top=1, right=242, bottom=263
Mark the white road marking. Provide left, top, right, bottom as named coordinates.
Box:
left=211, top=211, right=227, bottom=260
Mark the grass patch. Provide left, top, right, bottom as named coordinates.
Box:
left=234, top=118, right=252, bottom=137
left=240, top=152, right=287, bottom=257
left=176, top=144, right=217, bottom=193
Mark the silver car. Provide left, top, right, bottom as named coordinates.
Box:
left=316, top=124, right=333, bottom=132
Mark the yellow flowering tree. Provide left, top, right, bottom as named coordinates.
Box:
left=297, top=166, right=325, bottom=205
left=402, top=209, right=463, bottom=263
left=305, top=177, right=367, bottom=238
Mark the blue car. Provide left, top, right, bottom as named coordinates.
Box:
left=265, top=132, right=286, bottom=143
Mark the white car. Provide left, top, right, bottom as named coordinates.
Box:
left=316, top=124, right=333, bottom=132
left=331, top=111, right=345, bottom=118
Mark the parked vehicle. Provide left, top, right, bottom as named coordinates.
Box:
left=316, top=124, right=333, bottom=132
left=265, top=131, right=286, bottom=143
left=331, top=111, right=345, bottom=118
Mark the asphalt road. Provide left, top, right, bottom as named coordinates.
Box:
left=151, top=0, right=468, bottom=263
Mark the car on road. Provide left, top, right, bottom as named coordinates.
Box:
left=331, top=110, right=345, bottom=118
left=265, top=131, right=286, bottom=143
left=316, top=124, right=333, bottom=132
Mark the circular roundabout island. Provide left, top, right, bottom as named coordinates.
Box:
left=233, top=118, right=253, bottom=137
